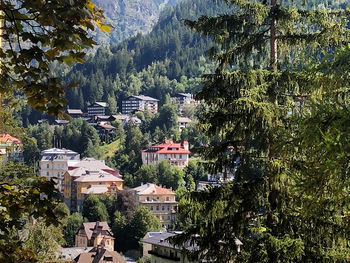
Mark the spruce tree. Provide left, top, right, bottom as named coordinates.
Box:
left=174, top=0, right=350, bottom=262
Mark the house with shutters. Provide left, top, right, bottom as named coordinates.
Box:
left=141, top=141, right=190, bottom=169
left=132, top=183, right=177, bottom=229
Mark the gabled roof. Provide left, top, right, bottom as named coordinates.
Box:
left=127, top=95, right=159, bottom=101
left=79, top=222, right=112, bottom=240
left=74, top=171, right=123, bottom=183
left=0, top=133, right=21, bottom=144
left=172, top=93, right=192, bottom=98
left=74, top=248, right=126, bottom=263
left=142, top=141, right=190, bottom=154
left=67, top=109, right=83, bottom=115
left=132, top=183, right=174, bottom=195
left=89, top=102, right=107, bottom=108
left=81, top=185, right=109, bottom=195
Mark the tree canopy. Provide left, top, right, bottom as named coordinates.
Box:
left=174, top=0, right=350, bottom=262
left=0, top=0, right=111, bottom=117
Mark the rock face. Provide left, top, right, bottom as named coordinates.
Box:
left=93, top=0, right=178, bottom=45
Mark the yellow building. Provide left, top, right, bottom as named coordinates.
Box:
left=75, top=222, right=114, bottom=251
left=132, top=183, right=177, bottom=229
left=64, top=160, right=123, bottom=212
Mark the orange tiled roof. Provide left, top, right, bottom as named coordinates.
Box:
left=0, top=133, right=21, bottom=144
left=132, top=183, right=174, bottom=195
left=142, top=140, right=190, bottom=154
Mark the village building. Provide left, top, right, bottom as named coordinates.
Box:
left=75, top=222, right=115, bottom=251
left=132, top=183, right=177, bottom=229
left=39, top=148, right=80, bottom=192
left=121, top=95, right=159, bottom=114
left=177, top=116, right=192, bottom=131
left=74, top=246, right=126, bottom=263
left=88, top=102, right=108, bottom=117
left=0, top=133, right=22, bottom=162
left=64, top=158, right=123, bottom=212
left=142, top=232, right=243, bottom=263
left=67, top=109, right=83, bottom=118
left=141, top=140, right=190, bottom=169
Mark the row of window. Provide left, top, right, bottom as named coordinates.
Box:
left=149, top=205, right=173, bottom=211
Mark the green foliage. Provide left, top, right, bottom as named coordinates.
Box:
left=0, top=162, right=61, bottom=262
left=130, top=206, right=162, bottom=240
left=63, top=213, right=84, bottom=247
left=22, top=220, right=64, bottom=263
left=82, top=195, right=109, bottom=223
left=174, top=0, right=350, bottom=262
left=157, top=160, right=185, bottom=190
left=0, top=0, right=110, bottom=116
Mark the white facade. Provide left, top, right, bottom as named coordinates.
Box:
left=39, top=148, right=80, bottom=193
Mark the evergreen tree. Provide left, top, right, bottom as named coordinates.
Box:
left=174, top=0, right=350, bottom=262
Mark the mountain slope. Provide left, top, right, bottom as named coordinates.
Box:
left=92, top=0, right=179, bottom=45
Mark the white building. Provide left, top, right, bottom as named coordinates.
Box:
left=141, top=141, right=190, bottom=169
left=39, top=148, right=80, bottom=192
left=121, top=95, right=159, bottom=114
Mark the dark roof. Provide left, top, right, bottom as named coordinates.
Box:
left=142, top=232, right=199, bottom=252
left=78, top=222, right=113, bottom=240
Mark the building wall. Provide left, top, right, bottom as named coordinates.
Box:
left=138, top=194, right=177, bottom=228
left=40, top=159, right=69, bottom=192
left=75, top=230, right=88, bottom=247
left=148, top=245, right=197, bottom=263
left=142, top=152, right=189, bottom=169
left=93, top=234, right=114, bottom=251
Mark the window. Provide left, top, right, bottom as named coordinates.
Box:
left=156, top=206, right=159, bottom=211
left=46, top=164, right=49, bottom=168
left=167, top=206, right=170, bottom=211
left=166, top=197, right=169, bottom=201
left=147, top=196, right=150, bottom=201
left=168, top=216, right=170, bottom=220
left=46, top=172, right=49, bottom=176
left=150, top=206, right=153, bottom=211
left=162, top=206, right=164, bottom=211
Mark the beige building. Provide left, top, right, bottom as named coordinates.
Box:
left=141, top=141, right=190, bottom=169
left=75, top=222, right=115, bottom=251
left=132, top=183, right=177, bottom=229
left=39, top=148, right=80, bottom=192
left=64, top=158, right=123, bottom=212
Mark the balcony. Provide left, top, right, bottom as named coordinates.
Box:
left=148, top=250, right=180, bottom=261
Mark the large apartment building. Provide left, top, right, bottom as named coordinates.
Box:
left=141, top=141, right=190, bottom=169
left=132, top=183, right=177, bottom=229
left=87, top=102, right=107, bottom=117
left=121, top=95, right=159, bottom=114
left=39, top=148, right=80, bottom=192
left=64, top=158, right=123, bottom=212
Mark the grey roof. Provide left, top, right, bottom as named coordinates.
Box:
left=142, top=232, right=199, bottom=252
left=74, top=170, right=123, bottom=182
left=128, top=95, right=159, bottom=101
left=59, top=247, right=93, bottom=260
left=54, top=119, right=70, bottom=124
left=172, top=93, right=192, bottom=98
left=89, top=102, right=107, bottom=108
left=67, top=109, right=83, bottom=114
left=40, top=148, right=80, bottom=161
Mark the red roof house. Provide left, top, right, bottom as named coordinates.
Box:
left=141, top=140, right=190, bottom=169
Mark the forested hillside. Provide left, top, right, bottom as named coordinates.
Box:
left=92, top=0, right=178, bottom=45
left=61, top=0, right=229, bottom=112
left=18, top=0, right=350, bottom=125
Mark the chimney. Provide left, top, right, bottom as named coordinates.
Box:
left=182, top=141, right=189, bottom=151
